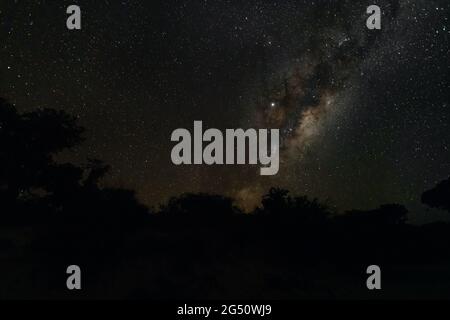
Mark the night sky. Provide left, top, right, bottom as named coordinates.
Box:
left=0, top=0, right=448, bottom=222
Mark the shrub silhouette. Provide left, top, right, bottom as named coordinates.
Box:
left=422, top=177, right=450, bottom=212
left=342, top=203, right=408, bottom=227
left=256, top=187, right=331, bottom=224
left=160, top=193, right=241, bottom=220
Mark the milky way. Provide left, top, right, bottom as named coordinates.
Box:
left=232, top=0, right=448, bottom=215
left=233, top=2, right=385, bottom=207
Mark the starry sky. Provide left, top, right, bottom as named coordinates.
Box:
left=0, top=0, right=448, bottom=222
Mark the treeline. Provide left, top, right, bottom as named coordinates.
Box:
left=1, top=98, right=450, bottom=299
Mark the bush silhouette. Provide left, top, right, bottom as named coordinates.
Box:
left=160, top=193, right=241, bottom=220
left=342, top=203, right=408, bottom=227
left=422, top=177, right=450, bottom=212
left=256, top=187, right=330, bottom=224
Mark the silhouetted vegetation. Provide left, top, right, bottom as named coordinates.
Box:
left=422, top=177, right=450, bottom=213
left=1, top=98, right=450, bottom=299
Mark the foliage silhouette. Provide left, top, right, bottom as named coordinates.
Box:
left=161, top=193, right=241, bottom=218
left=0, top=98, right=83, bottom=213
left=422, top=177, right=450, bottom=212
left=0, top=99, right=147, bottom=223
left=255, top=187, right=331, bottom=230
left=341, top=203, right=408, bottom=227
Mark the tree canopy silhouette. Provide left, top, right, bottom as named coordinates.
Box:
left=161, top=193, right=240, bottom=218
left=342, top=203, right=408, bottom=226
left=0, top=98, right=83, bottom=206
left=422, top=177, right=450, bottom=212
left=256, top=187, right=331, bottom=223
left=0, top=98, right=147, bottom=224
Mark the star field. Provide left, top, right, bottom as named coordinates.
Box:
left=0, top=0, right=448, bottom=223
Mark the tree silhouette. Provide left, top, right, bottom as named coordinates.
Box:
left=0, top=98, right=83, bottom=207
left=0, top=98, right=148, bottom=226
left=342, top=203, right=408, bottom=227
left=161, top=193, right=240, bottom=219
left=256, top=187, right=330, bottom=223
left=422, top=177, right=450, bottom=212
left=258, top=187, right=292, bottom=215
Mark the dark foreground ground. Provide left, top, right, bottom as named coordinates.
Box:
left=1, top=207, right=450, bottom=300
